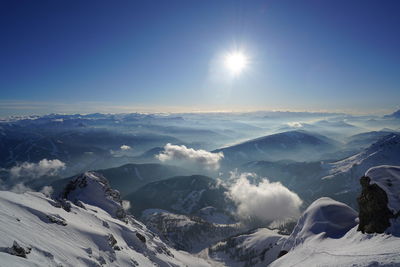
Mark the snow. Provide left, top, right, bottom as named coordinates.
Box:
left=282, top=197, right=358, bottom=250
left=141, top=209, right=241, bottom=253
left=0, top=174, right=213, bottom=266
left=365, top=165, right=400, bottom=214
left=272, top=197, right=400, bottom=267
left=204, top=228, right=287, bottom=267
left=271, top=226, right=400, bottom=267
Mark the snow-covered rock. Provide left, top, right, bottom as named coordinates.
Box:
left=61, top=171, right=126, bottom=220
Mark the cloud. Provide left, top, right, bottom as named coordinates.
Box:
left=122, top=200, right=131, bottom=211
left=287, top=122, right=303, bottom=128
left=156, top=143, right=224, bottom=170
left=10, top=159, right=66, bottom=179
left=120, top=145, right=131, bottom=151
left=227, top=172, right=302, bottom=224
left=40, top=186, right=54, bottom=197
left=10, top=183, right=32, bottom=194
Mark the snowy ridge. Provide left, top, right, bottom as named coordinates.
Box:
left=0, top=174, right=214, bottom=266
left=321, top=134, right=400, bottom=195
left=62, top=171, right=126, bottom=219
left=281, top=197, right=358, bottom=251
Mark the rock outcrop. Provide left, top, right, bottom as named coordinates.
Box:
left=61, top=172, right=127, bottom=220
left=357, top=176, right=393, bottom=233
left=357, top=165, right=400, bottom=234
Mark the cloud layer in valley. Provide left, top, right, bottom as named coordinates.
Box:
left=156, top=143, right=224, bottom=170
left=227, top=172, right=302, bottom=224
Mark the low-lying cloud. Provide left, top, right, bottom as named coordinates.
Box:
left=227, top=172, right=302, bottom=224
left=156, top=143, right=224, bottom=170
left=10, top=159, right=66, bottom=179
left=120, top=145, right=131, bottom=151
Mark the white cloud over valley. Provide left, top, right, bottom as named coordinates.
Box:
left=156, top=143, right=224, bottom=170
left=227, top=172, right=302, bottom=224
left=10, top=159, right=66, bottom=179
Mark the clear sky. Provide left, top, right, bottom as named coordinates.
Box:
left=1, top=0, right=399, bottom=116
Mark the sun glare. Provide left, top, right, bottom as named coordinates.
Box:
left=224, top=51, right=248, bottom=75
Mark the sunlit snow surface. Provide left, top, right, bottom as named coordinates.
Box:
left=272, top=197, right=400, bottom=267
left=0, top=190, right=213, bottom=267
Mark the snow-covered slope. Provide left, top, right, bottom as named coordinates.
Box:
left=272, top=197, right=400, bottom=267
left=142, top=209, right=241, bottom=253
left=281, top=197, right=358, bottom=251
left=325, top=134, right=400, bottom=180
left=271, top=226, right=400, bottom=267
left=215, top=130, right=339, bottom=164
left=320, top=134, right=400, bottom=203
left=0, top=173, right=214, bottom=267
left=204, top=228, right=287, bottom=267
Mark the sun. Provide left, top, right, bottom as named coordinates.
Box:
left=224, top=51, right=248, bottom=75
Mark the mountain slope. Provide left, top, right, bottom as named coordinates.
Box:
left=126, top=175, right=233, bottom=217
left=0, top=172, right=213, bottom=267
left=215, top=130, right=339, bottom=164
left=50, top=163, right=189, bottom=198
left=205, top=228, right=287, bottom=267
left=142, top=209, right=241, bottom=253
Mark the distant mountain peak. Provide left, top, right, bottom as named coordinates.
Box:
left=385, top=109, right=400, bottom=119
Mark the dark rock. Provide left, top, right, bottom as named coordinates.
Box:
left=74, top=200, right=86, bottom=209
left=136, top=233, right=146, bottom=243
left=107, top=233, right=118, bottom=248
left=102, top=221, right=110, bottom=228
left=277, top=250, right=288, bottom=258
left=46, top=214, right=67, bottom=226
left=7, top=241, right=31, bottom=258
left=357, top=176, right=394, bottom=233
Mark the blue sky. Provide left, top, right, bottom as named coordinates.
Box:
left=1, top=0, right=399, bottom=116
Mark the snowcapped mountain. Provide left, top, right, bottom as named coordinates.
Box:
left=322, top=134, right=400, bottom=198
left=141, top=209, right=241, bottom=253
left=346, top=131, right=397, bottom=150
left=0, top=171, right=214, bottom=267
left=215, top=130, right=339, bottom=164
left=126, top=175, right=233, bottom=217
left=384, top=109, right=400, bottom=119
